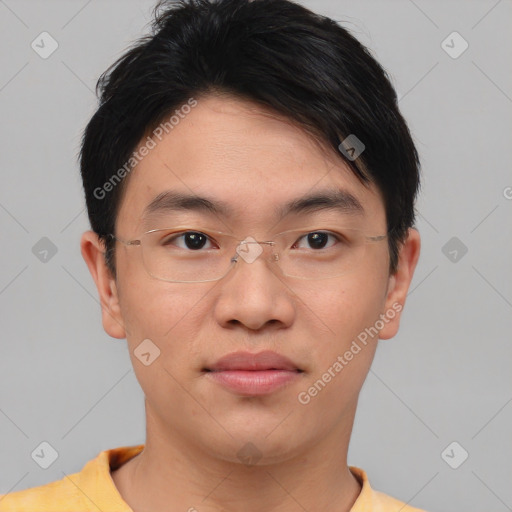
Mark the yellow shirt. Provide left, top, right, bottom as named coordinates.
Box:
left=0, top=444, right=427, bottom=511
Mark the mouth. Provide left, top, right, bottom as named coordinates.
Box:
left=202, top=350, right=304, bottom=396
left=203, top=350, right=303, bottom=372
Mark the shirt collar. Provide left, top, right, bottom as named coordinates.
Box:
left=75, top=444, right=383, bottom=512
left=75, top=444, right=145, bottom=511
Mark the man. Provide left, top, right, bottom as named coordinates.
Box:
left=0, top=0, right=424, bottom=510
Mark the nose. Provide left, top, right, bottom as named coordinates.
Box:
left=213, top=238, right=295, bottom=332
left=233, top=237, right=278, bottom=267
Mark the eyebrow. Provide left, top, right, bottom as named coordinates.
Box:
left=142, top=188, right=365, bottom=222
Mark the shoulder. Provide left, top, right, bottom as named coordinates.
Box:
left=0, top=444, right=143, bottom=512
left=349, top=466, right=429, bottom=512
left=371, top=488, right=429, bottom=512
left=0, top=473, right=86, bottom=512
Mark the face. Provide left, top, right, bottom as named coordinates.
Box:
left=81, top=94, right=420, bottom=464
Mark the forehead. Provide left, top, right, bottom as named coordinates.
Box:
left=116, top=95, right=386, bottom=233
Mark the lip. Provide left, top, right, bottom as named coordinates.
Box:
left=205, top=350, right=301, bottom=372
left=203, top=351, right=303, bottom=396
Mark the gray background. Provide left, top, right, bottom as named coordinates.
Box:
left=1, top=1, right=511, bottom=511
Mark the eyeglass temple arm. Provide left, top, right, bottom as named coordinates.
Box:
left=105, top=233, right=141, bottom=246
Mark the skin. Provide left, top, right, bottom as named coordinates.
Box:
left=81, top=93, right=420, bottom=512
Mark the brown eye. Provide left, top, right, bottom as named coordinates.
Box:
left=163, top=231, right=213, bottom=250
left=294, top=231, right=338, bottom=250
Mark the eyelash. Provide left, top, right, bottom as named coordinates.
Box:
left=162, top=230, right=342, bottom=251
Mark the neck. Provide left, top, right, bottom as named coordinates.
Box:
left=112, top=404, right=362, bottom=512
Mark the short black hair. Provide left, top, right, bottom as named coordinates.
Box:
left=79, top=0, right=420, bottom=277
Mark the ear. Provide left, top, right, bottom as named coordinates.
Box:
left=80, top=230, right=126, bottom=339
left=378, top=227, right=421, bottom=340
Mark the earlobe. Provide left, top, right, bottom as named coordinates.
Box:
left=378, top=228, right=421, bottom=340
left=80, top=230, right=126, bottom=340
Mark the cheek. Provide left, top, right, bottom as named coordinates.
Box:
left=117, top=270, right=217, bottom=378
left=308, top=267, right=388, bottom=334
left=302, top=264, right=389, bottom=368
left=120, top=282, right=206, bottom=342
left=295, top=276, right=386, bottom=419
left=115, top=245, right=199, bottom=337
left=117, top=282, right=210, bottom=403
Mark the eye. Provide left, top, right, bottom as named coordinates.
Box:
left=162, top=231, right=216, bottom=251
left=293, top=231, right=339, bottom=250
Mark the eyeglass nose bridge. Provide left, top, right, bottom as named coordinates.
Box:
left=231, top=237, right=279, bottom=266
